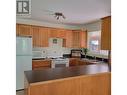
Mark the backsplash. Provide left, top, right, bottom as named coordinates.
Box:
left=32, top=47, right=72, bottom=58
left=32, top=38, right=73, bottom=58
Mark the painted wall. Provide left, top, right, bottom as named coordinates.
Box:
left=16, top=18, right=81, bottom=30
left=80, top=20, right=108, bottom=58
left=81, top=20, right=102, bottom=32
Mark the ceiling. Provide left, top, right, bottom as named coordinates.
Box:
left=17, top=0, right=111, bottom=25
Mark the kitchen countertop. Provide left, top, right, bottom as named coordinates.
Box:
left=25, top=63, right=110, bottom=84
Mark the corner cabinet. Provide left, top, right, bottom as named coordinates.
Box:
left=101, top=16, right=111, bottom=50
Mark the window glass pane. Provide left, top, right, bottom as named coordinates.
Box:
left=87, top=31, right=108, bottom=56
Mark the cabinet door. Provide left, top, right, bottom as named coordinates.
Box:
left=57, top=29, right=66, bottom=39
left=69, top=58, right=79, bottom=66
left=32, top=26, right=40, bottom=47
left=65, top=30, right=73, bottom=47
left=32, top=60, right=51, bottom=70
left=49, top=28, right=58, bottom=38
left=16, top=24, right=19, bottom=36
left=32, top=26, right=49, bottom=47
left=72, top=31, right=80, bottom=48
left=18, top=24, right=32, bottom=36
left=39, top=27, right=49, bottom=47
left=80, top=31, right=87, bottom=48
left=101, top=16, right=111, bottom=50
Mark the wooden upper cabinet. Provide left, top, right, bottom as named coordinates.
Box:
left=16, top=24, right=19, bottom=36
left=101, top=16, right=111, bottom=50
left=80, top=31, right=87, bottom=48
left=39, top=27, right=49, bottom=47
left=18, top=24, right=32, bottom=36
left=57, top=29, right=66, bottom=39
left=32, top=26, right=49, bottom=47
left=65, top=30, right=87, bottom=48
left=72, top=30, right=83, bottom=48
left=49, top=28, right=58, bottom=38
left=72, top=30, right=81, bottom=48
left=65, top=30, right=73, bottom=48
left=32, top=26, right=40, bottom=47
left=16, top=24, right=87, bottom=48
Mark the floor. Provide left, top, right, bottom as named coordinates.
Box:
left=16, top=90, right=24, bottom=95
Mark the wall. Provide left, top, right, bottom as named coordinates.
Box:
left=82, top=20, right=101, bottom=32
left=16, top=18, right=81, bottom=30
left=80, top=20, right=108, bottom=58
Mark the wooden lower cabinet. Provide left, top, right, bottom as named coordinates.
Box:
left=78, top=60, right=87, bottom=65
left=25, top=73, right=111, bottom=95
left=32, top=60, right=51, bottom=70
left=69, top=58, right=79, bottom=66
left=69, top=58, right=97, bottom=66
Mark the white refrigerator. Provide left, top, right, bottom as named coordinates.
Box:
left=16, top=36, right=32, bottom=90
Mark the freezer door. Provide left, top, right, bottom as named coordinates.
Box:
left=16, top=37, right=32, bottom=55
left=16, top=55, right=32, bottom=90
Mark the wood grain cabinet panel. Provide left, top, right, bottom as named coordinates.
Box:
left=49, top=28, right=59, bottom=38
left=101, top=16, right=111, bottom=50
left=65, top=30, right=73, bottom=48
left=80, top=73, right=111, bottom=95
left=31, top=26, right=40, bottom=47
left=72, top=30, right=81, bottom=48
left=32, top=60, right=51, bottom=70
left=78, top=60, right=87, bottom=65
left=16, top=24, right=87, bottom=48
left=39, top=27, right=49, bottom=47
left=57, top=29, right=66, bottom=39
left=32, top=26, right=49, bottom=47
left=27, top=73, right=111, bottom=95
left=18, top=24, right=32, bottom=36
left=69, top=58, right=80, bottom=66
left=16, top=24, right=19, bottom=36
left=80, top=31, right=87, bottom=48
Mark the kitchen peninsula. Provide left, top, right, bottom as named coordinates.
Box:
left=24, top=64, right=111, bottom=95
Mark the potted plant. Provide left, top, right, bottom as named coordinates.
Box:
left=82, top=48, right=88, bottom=58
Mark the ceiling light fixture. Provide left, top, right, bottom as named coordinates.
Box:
left=54, top=12, right=66, bottom=20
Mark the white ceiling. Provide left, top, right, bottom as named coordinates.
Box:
left=17, top=0, right=111, bottom=25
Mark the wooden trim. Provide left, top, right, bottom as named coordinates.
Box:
left=101, top=16, right=111, bottom=19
